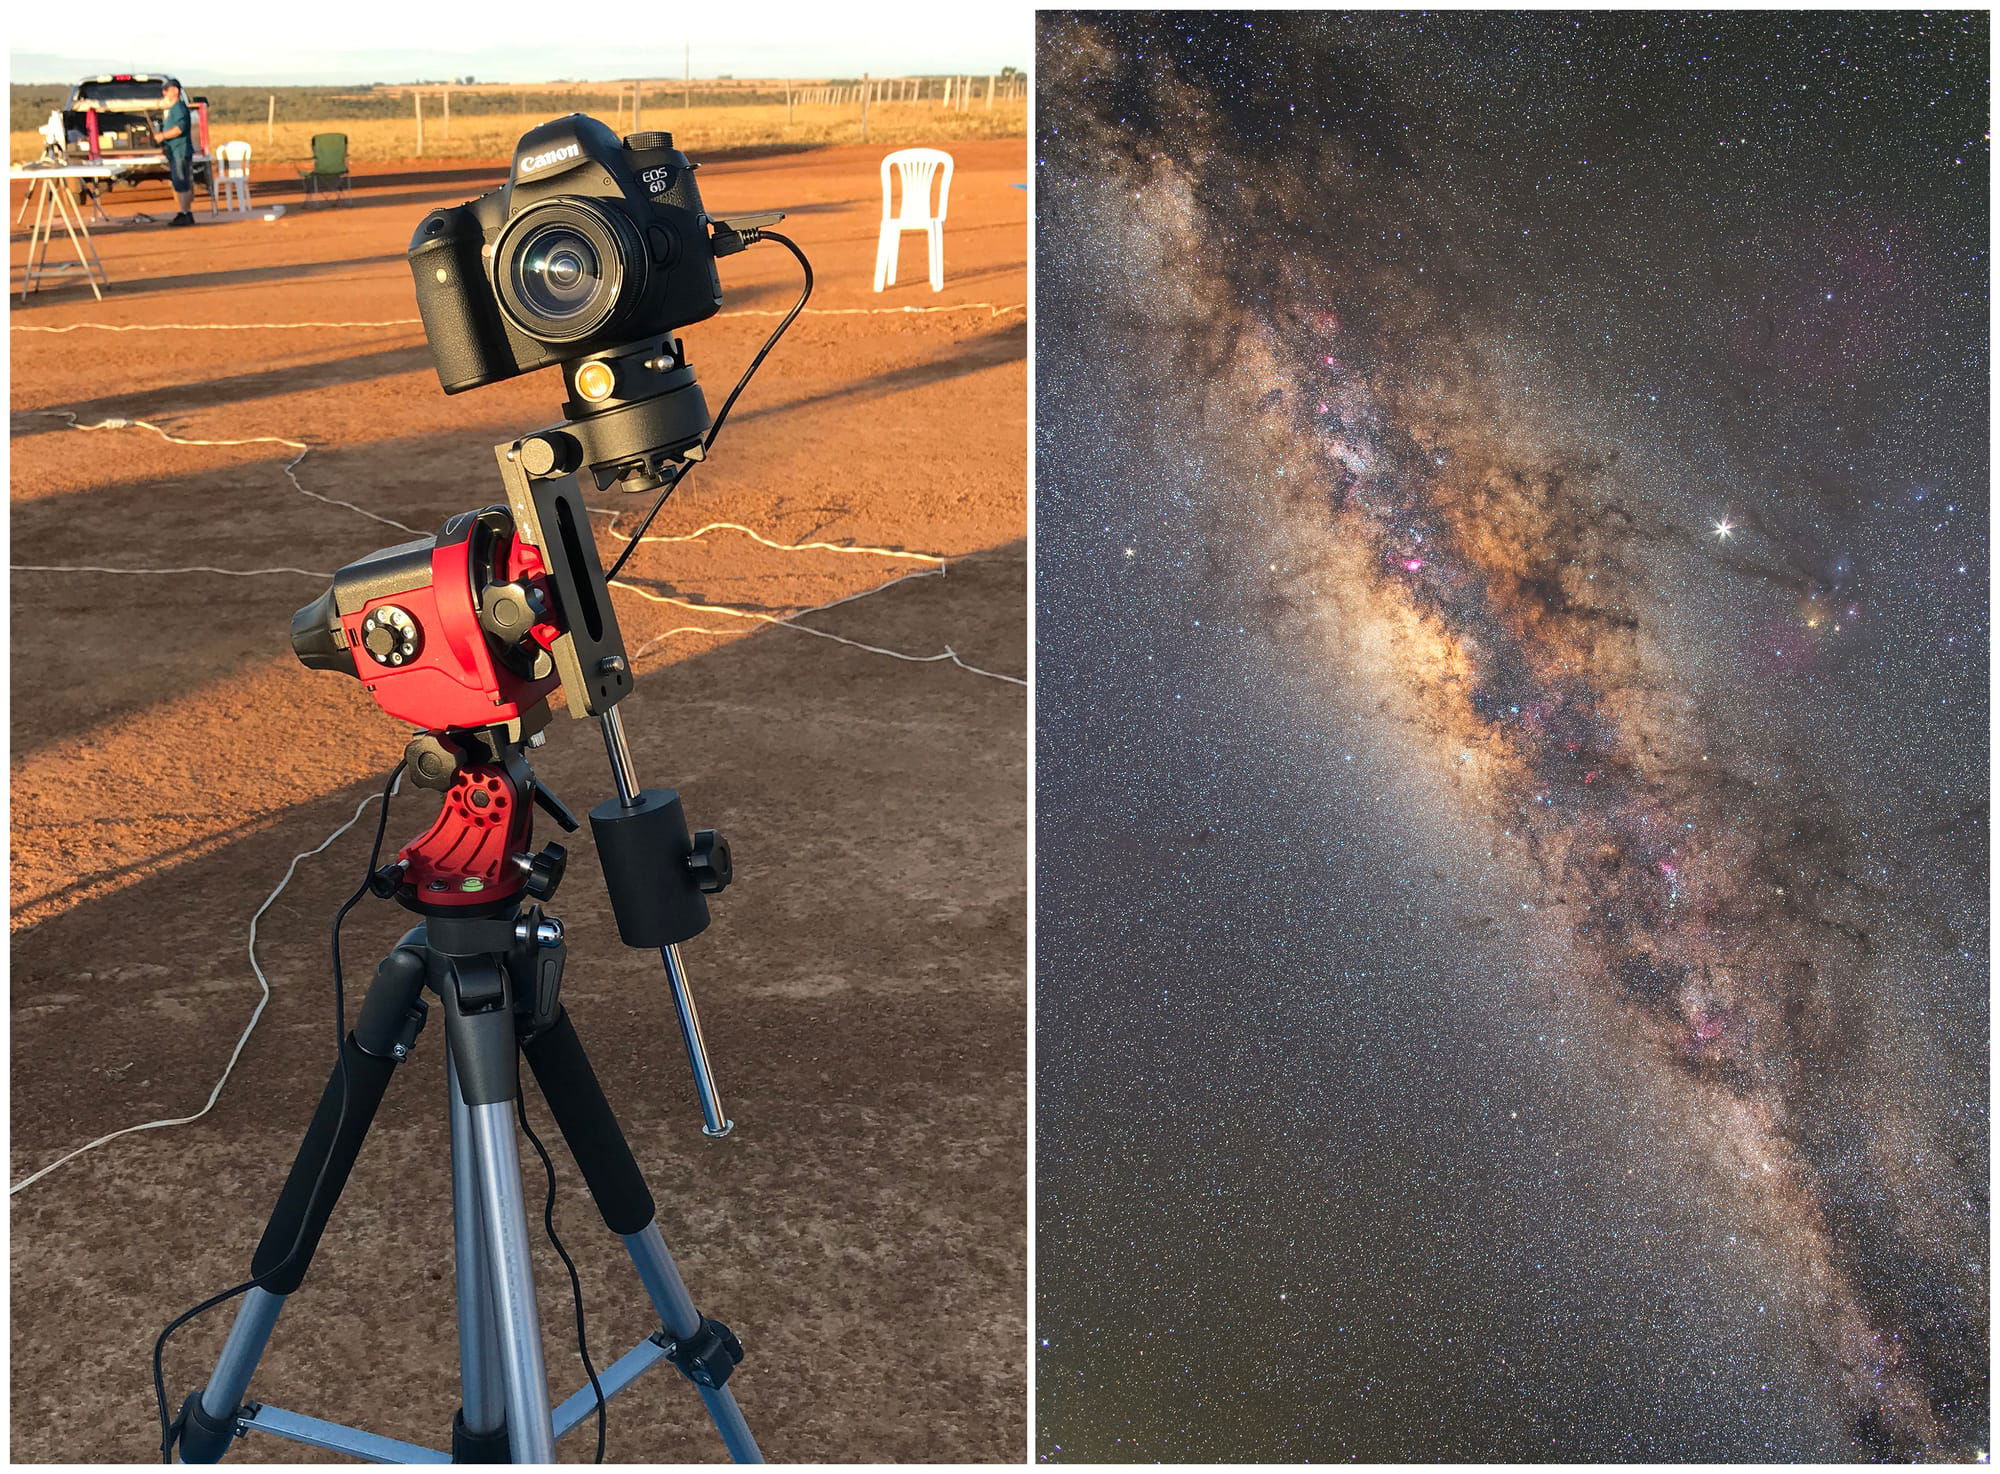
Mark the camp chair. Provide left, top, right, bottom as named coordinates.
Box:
left=873, top=148, right=953, bottom=293
left=299, top=133, right=350, bottom=205
left=215, top=141, right=254, bottom=213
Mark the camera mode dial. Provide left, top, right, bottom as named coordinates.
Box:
left=360, top=605, right=422, bottom=667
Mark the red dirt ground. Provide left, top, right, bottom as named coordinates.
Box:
left=9, top=143, right=1025, bottom=1461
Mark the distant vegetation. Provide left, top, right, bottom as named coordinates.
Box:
left=10, top=77, right=1022, bottom=133
left=10, top=79, right=1027, bottom=165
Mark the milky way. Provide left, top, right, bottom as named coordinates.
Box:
left=1037, top=12, right=1986, bottom=1462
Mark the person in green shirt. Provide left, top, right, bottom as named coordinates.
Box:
left=156, top=82, right=196, bottom=226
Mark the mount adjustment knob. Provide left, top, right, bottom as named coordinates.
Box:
left=688, top=830, right=731, bottom=894
left=524, top=842, right=568, bottom=902
left=405, top=733, right=463, bottom=792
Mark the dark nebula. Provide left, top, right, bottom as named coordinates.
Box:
left=1037, top=11, right=1986, bottom=1462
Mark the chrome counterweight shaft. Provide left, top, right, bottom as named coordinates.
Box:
left=598, top=706, right=734, bottom=1137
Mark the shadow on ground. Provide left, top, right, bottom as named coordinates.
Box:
left=10, top=544, right=1026, bottom=1463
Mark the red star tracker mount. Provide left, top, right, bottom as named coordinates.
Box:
left=164, top=113, right=815, bottom=1467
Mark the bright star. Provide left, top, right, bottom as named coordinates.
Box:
left=1712, top=517, right=1737, bottom=542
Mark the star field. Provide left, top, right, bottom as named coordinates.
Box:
left=1036, top=12, right=1987, bottom=1462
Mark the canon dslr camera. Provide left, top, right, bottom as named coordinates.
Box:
left=409, top=114, right=776, bottom=491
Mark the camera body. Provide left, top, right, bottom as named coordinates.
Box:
left=408, top=114, right=722, bottom=395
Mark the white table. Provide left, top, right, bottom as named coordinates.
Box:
left=10, top=161, right=137, bottom=300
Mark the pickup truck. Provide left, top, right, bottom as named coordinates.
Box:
left=39, top=73, right=211, bottom=189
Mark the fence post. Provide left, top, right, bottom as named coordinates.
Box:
left=265, top=94, right=274, bottom=147
left=634, top=82, right=643, bottom=133
left=415, top=91, right=425, bottom=156
left=942, top=76, right=951, bottom=109
left=860, top=72, right=869, bottom=143
left=785, top=79, right=793, bottom=125
left=442, top=85, right=450, bottom=139
left=986, top=74, right=994, bottom=109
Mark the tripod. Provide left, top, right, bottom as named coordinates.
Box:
left=166, top=416, right=772, bottom=1463
left=174, top=716, right=758, bottom=1465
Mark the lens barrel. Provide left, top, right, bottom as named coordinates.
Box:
left=493, top=200, right=647, bottom=344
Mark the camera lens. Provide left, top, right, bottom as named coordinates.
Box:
left=515, top=225, right=603, bottom=321
left=493, top=200, right=645, bottom=345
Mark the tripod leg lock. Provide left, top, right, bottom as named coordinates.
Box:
left=661, top=1315, right=744, bottom=1389
left=171, top=1392, right=244, bottom=1463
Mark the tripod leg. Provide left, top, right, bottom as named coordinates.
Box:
left=449, top=1043, right=511, bottom=1463
left=442, top=980, right=558, bottom=1464
left=177, top=942, right=429, bottom=1463
left=523, top=1010, right=762, bottom=1463
left=175, top=1289, right=284, bottom=1462
left=627, top=1223, right=762, bottom=1463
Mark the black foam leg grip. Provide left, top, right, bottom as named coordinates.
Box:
left=354, top=945, right=427, bottom=1051
left=249, top=1037, right=397, bottom=1292
left=523, top=1010, right=657, bottom=1234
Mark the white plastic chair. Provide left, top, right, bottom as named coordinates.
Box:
left=216, top=140, right=254, bottom=213
left=873, top=148, right=953, bottom=293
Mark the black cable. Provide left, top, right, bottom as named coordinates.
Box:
left=701, top=231, right=813, bottom=454
left=517, top=1088, right=608, bottom=1463
left=603, top=230, right=815, bottom=585
left=602, top=461, right=690, bottom=585
left=152, top=760, right=405, bottom=1461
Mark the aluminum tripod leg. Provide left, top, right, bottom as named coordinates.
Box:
left=625, top=1223, right=761, bottom=1462
left=463, top=1099, right=554, bottom=1462
left=439, top=966, right=557, bottom=1465
left=448, top=1046, right=507, bottom=1450
left=175, top=943, right=429, bottom=1463
left=185, top=1287, right=286, bottom=1449
left=522, top=1008, right=762, bottom=1462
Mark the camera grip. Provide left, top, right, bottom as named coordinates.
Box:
left=410, top=214, right=508, bottom=393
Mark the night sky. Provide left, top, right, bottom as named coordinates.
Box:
left=1036, top=12, right=1986, bottom=1463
